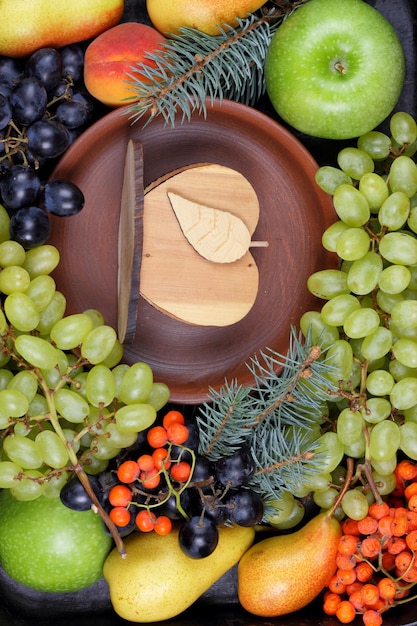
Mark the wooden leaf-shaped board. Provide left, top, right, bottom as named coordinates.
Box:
left=140, top=164, right=260, bottom=326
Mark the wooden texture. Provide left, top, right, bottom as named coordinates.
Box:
left=117, top=139, right=143, bottom=343
left=141, top=164, right=260, bottom=326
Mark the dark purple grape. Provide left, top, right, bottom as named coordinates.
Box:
left=60, top=44, right=85, bottom=82
left=55, top=99, right=91, bottom=129
left=42, top=179, right=85, bottom=216
left=10, top=77, right=47, bottom=126
left=0, top=56, right=24, bottom=87
left=0, top=83, right=12, bottom=99
left=191, top=455, right=214, bottom=493
left=48, top=79, right=73, bottom=100
left=26, top=48, right=62, bottom=91
left=9, top=206, right=50, bottom=248
left=0, top=94, right=11, bottom=130
left=0, top=164, right=41, bottom=210
left=224, top=488, right=264, bottom=527
left=26, top=119, right=71, bottom=159
left=215, top=445, right=255, bottom=488
left=72, top=90, right=95, bottom=115
left=157, top=489, right=192, bottom=521
left=178, top=516, right=219, bottom=559
left=60, top=475, right=102, bottom=512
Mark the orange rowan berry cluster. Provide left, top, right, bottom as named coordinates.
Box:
left=107, top=410, right=194, bottom=536
left=323, top=459, right=417, bottom=625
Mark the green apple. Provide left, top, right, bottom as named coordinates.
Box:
left=264, top=0, right=405, bottom=139
left=0, top=490, right=112, bottom=592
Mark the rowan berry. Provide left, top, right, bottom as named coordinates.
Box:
left=166, top=422, right=189, bottom=445
left=116, top=460, right=139, bottom=483
left=154, top=515, right=173, bottom=536
left=170, top=461, right=192, bottom=482
left=162, top=410, right=185, bottom=429
left=109, top=484, right=132, bottom=507
left=109, top=506, right=131, bottom=527
left=147, top=425, right=168, bottom=448
left=136, top=509, right=157, bottom=532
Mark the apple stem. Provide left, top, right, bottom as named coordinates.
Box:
left=334, top=62, right=347, bottom=74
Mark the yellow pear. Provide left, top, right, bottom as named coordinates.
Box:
left=146, top=0, right=267, bottom=36
left=103, top=523, right=255, bottom=622
left=237, top=511, right=342, bottom=617
left=0, top=0, right=124, bottom=57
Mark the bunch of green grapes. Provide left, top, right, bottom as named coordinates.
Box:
left=0, top=209, right=169, bottom=502
left=299, top=111, right=417, bottom=521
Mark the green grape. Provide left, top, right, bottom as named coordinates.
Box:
left=407, top=206, right=417, bottom=233
left=378, top=264, right=411, bottom=294
left=4, top=292, right=39, bottom=331
left=357, top=130, right=391, bottom=160
left=24, top=275, right=56, bottom=312
left=361, top=327, right=393, bottom=360
left=333, top=184, right=370, bottom=227
left=315, top=166, right=352, bottom=195
left=358, top=173, right=389, bottom=212
left=0, top=369, right=13, bottom=391
left=347, top=251, right=383, bottom=296
left=303, top=472, right=332, bottom=491
left=80, top=325, right=117, bottom=365
left=99, top=338, right=123, bottom=368
left=343, top=307, right=380, bottom=339
left=0, top=461, right=23, bottom=488
left=392, top=338, right=417, bottom=368
left=321, top=220, right=351, bottom=252
left=403, top=404, right=417, bottom=423
left=0, top=205, right=10, bottom=244
left=90, top=435, right=121, bottom=461
left=388, top=155, right=417, bottom=198
left=0, top=266, right=31, bottom=295
left=103, top=423, right=138, bottom=449
left=264, top=491, right=296, bottom=527
left=0, top=240, right=26, bottom=267
left=83, top=456, right=109, bottom=475
left=307, top=269, right=349, bottom=300
left=270, top=499, right=305, bottom=530
left=336, top=408, right=364, bottom=445
left=371, top=471, right=397, bottom=496
left=35, top=430, right=69, bottom=468
left=341, top=489, right=369, bottom=520
left=54, top=388, right=90, bottom=424
left=376, top=290, right=404, bottom=315
left=335, top=227, right=370, bottom=261
left=378, top=191, right=410, bottom=231
left=36, top=290, right=66, bottom=335
left=313, top=487, right=339, bottom=510
left=43, top=470, right=69, bottom=498
left=115, top=403, right=157, bottom=434
left=62, top=429, right=80, bottom=454
left=3, top=434, right=43, bottom=469
left=40, top=349, right=69, bottom=389
left=83, top=308, right=104, bottom=328
left=314, top=432, right=344, bottom=473
left=399, top=422, right=417, bottom=460
left=320, top=294, right=360, bottom=327
left=84, top=406, right=108, bottom=435
left=118, top=362, right=154, bottom=404
left=337, top=147, right=374, bottom=179
left=0, top=388, right=29, bottom=417
left=389, top=358, right=417, bottom=382
left=10, top=469, right=45, bottom=501
left=14, top=334, right=59, bottom=370
left=372, top=455, right=397, bottom=476
left=22, top=244, right=60, bottom=278
left=343, top=434, right=366, bottom=459
left=390, top=111, right=417, bottom=145
left=70, top=372, right=88, bottom=399
left=85, top=364, right=116, bottom=407
left=145, top=382, right=170, bottom=412
left=391, top=299, right=417, bottom=329
left=110, top=363, right=130, bottom=398
left=299, top=311, right=340, bottom=349
left=325, top=339, right=353, bottom=383
left=360, top=397, right=392, bottom=425
left=7, top=370, right=38, bottom=404
left=369, top=421, right=400, bottom=461
left=50, top=313, right=94, bottom=350
left=379, top=232, right=417, bottom=265
left=27, top=393, right=48, bottom=418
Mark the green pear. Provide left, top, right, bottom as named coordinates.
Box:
left=103, top=523, right=255, bottom=622
left=237, top=510, right=342, bottom=617
left=0, top=0, right=124, bottom=58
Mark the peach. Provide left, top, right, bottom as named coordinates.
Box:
left=84, top=22, right=166, bottom=108
left=146, top=0, right=267, bottom=36
left=0, top=0, right=124, bottom=58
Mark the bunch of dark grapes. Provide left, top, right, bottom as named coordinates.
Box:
left=0, top=45, right=102, bottom=248
left=60, top=409, right=264, bottom=559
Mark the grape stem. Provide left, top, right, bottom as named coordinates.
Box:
left=36, top=371, right=127, bottom=557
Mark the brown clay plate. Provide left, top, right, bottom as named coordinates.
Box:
left=48, top=100, right=336, bottom=404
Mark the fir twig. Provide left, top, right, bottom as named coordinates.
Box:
left=124, top=3, right=306, bottom=127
